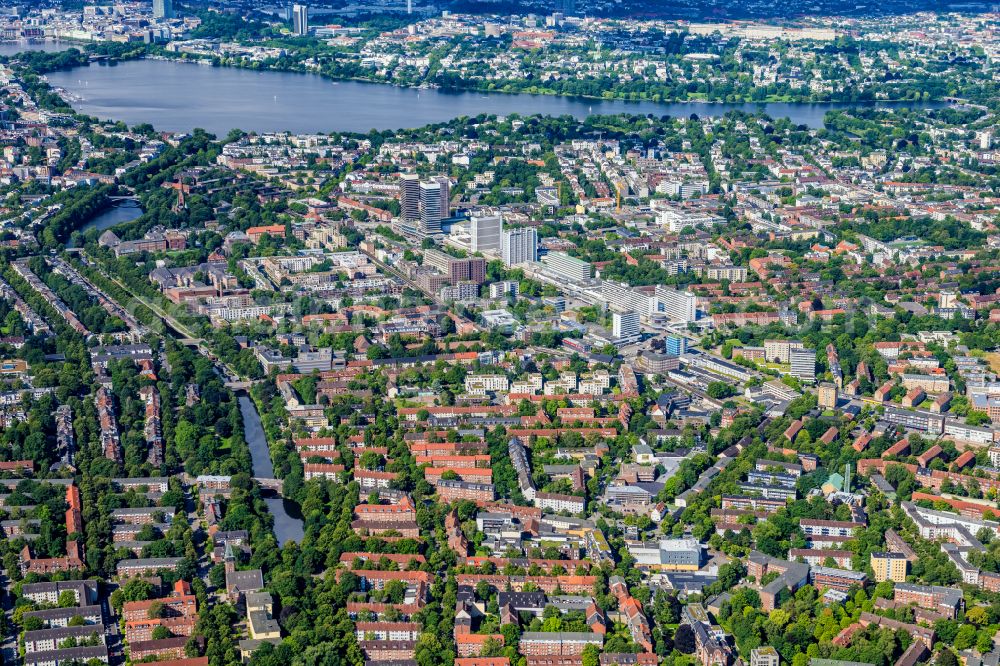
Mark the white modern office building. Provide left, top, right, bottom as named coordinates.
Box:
left=541, top=251, right=592, bottom=281
left=502, top=228, right=538, bottom=266
left=655, top=286, right=698, bottom=323
left=612, top=310, right=641, bottom=342
left=789, top=348, right=817, bottom=383
left=470, top=214, right=502, bottom=253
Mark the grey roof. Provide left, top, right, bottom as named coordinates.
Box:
left=226, top=568, right=265, bottom=593
left=750, top=551, right=810, bottom=598
left=213, top=530, right=250, bottom=544
left=24, top=625, right=105, bottom=643
left=24, top=605, right=103, bottom=622
left=497, top=591, right=547, bottom=609
left=116, top=557, right=182, bottom=569
left=112, top=477, right=170, bottom=487
left=810, top=566, right=866, bottom=582
left=662, top=572, right=719, bottom=592
left=246, top=591, right=273, bottom=607
left=24, top=646, right=107, bottom=666
left=111, top=507, right=172, bottom=515
left=548, top=595, right=595, bottom=611
left=248, top=609, right=281, bottom=636
left=21, top=580, right=96, bottom=596
left=894, top=581, right=963, bottom=608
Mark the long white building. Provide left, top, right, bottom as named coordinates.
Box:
left=655, top=286, right=697, bottom=323
left=502, top=227, right=537, bottom=266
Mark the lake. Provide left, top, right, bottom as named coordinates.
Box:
left=0, top=41, right=73, bottom=56
left=68, top=200, right=144, bottom=248
left=46, top=58, right=945, bottom=135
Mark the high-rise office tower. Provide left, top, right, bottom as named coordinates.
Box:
left=470, top=214, right=502, bottom=253
left=435, top=176, right=451, bottom=219
left=292, top=4, right=309, bottom=36
left=152, top=0, right=174, bottom=19
left=664, top=336, right=688, bottom=356
left=790, top=348, right=817, bottom=384
left=419, top=181, right=443, bottom=234
left=612, top=310, right=641, bottom=341
left=655, top=286, right=697, bottom=323
left=501, top=227, right=537, bottom=267
left=400, top=174, right=420, bottom=223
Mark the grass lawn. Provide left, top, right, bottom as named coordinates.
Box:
left=985, top=352, right=1000, bottom=375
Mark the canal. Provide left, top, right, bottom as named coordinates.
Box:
left=238, top=395, right=305, bottom=546
left=67, top=202, right=305, bottom=546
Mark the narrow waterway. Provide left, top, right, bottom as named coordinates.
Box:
left=238, top=395, right=305, bottom=546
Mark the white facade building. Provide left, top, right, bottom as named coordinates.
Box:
left=612, top=310, right=641, bottom=342
left=470, top=214, right=502, bottom=253
left=502, top=228, right=537, bottom=266
left=655, top=286, right=697, bottom=323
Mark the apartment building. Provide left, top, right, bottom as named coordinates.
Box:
left=809, top=566, right=867, bottom=592
left=24, top=626, right=106, bottom=654
left=22, top=580, right=97, bottom=606
left=534, top=492, right=585, bottom=515
left=893, top=582, right=963, bottom=618
left=750, top=647, right=779, bottom=666
left=870, top=552, right=908, bottom=582
left=23, top=606, right=103, bottom=628
left=519, top=633, right=603, bottom=656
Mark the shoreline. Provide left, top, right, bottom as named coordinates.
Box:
left=95, top=52, right=948, bottom=109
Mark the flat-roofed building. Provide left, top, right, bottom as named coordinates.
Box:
left=750, top=647, right=779, bottom=666
left=871, top=552, right=908, bottom=582
left=893, top=582, right=963, bottom=618
left=810, top=566, right=867, bottom=592
left=541, top=252, right=592, bottom=282
left=116, top=557, right=183, bottom=578
left=519, top=632, right=603, bottom=656
left=627, top=538, right=703, bottom=571
left=789, top=348, right=816, bottom=383
left=470, top=215, right=502, bottom=253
